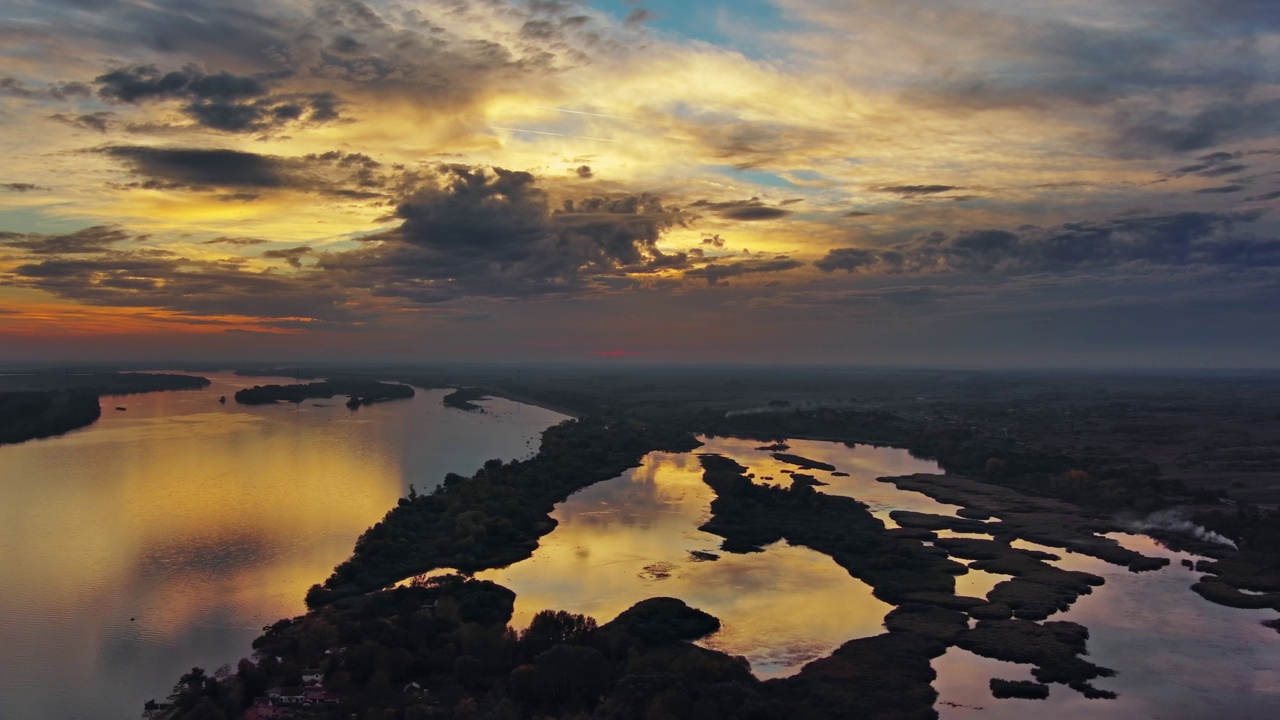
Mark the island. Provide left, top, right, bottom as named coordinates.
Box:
left=234, top=379, right=414, bottom=407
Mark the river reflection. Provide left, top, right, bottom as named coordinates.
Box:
left=474, top=436, right=944, bottom=678
left=0, top=374, right=565, bottom=720
left=701, top=436, right=960, bottom=526
left=936, top=533, right=1280, bottom=718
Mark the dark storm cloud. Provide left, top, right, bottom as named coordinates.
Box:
left=815, top=211, right=1280, bottom=275
left=103, top=146, right=297, bottom=190
left=2, top=183, right=42, bottom=192
left=100, top=146, right=390, bottom=198
left=843, top=211, right=874, bottom=218
left=684, top=258, right=804, bottom=285
left=93, top=64, right=342, bottom=133
left=1, top=165, right=697, bottom=318
left=690, top=198, right=793, bottom=221
left=0, top=226, right=129, bottom=254
left=318, top=165, right=687, bottom=302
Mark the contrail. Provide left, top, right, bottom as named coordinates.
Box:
left=491, top=126, right=621, bottom=143
left=532, top=105, right=632, bottom=121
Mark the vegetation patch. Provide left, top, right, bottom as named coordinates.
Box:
left=989, top=678, right=1049, bottom=699
left=235, top=379, right=414, bottom=406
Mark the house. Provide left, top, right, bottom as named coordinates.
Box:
left=267, top=687, right=306, bottom=705
left=301, top=668, right=324, bottom=685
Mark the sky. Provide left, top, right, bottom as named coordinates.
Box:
left=1, top=0, right=1278, bottom=366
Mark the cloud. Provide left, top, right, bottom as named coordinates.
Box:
left=782, top=0, right=1280, bottom=161
left=813, top=247, right=880, bottom=273
left=814, top=211, right=1280, bottom=275
left=103, top=146, right=292, bottom=189
left=871, top=185, right=958, bottom=196
left=690, top=198, right=793, bottom=221
left=1193, top=184, right=1244, bottom=194
left=0, top=226, right=130, bottom=254
left=201, top=236, right=268, bottom=245
left=49, top=111, right=116, bottom=132
left=318, top=165, right=688, bottom=302
left=262, top=246, right=312, bottom=268
left=0, top=77, right=92, bottom=100
left=93, top=64, right=342, bottom=133
left=100, top=146, right=389, bottom=198
left=1, top=231, right=355, bottom=324
left=1116, top=100, right=1280, bottom=154
left=624, top=8, right=653, bottom=27
left=684, top=258, right=805, bottom=285
left=2, top=183, right=43, bottom=192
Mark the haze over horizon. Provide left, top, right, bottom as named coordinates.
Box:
left=3, top=1, right=1279, bottom=366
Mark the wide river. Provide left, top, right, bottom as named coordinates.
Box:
left=0, top=374, right=567, bottom=720
left=3, top=376, right=1277, bottom=719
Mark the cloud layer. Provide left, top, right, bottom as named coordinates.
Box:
left=0, top=0, right=1278, bottom=364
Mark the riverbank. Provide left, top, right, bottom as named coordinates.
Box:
left=0, top=372, right=210, bottom=445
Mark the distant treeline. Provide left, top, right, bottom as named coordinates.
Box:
left=234, top=380, right=415, bottom=407
left=0, top=391, right=101, bottom=445
left=0, top=371, right=210, bottom=395
left=0, top=373, right=210, bottom=446
left=695, top=407, right=1177, bottom=513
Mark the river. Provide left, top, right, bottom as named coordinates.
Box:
left=0, top=373, right=566, bottom=720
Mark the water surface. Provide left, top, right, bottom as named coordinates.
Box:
left=935, top=533, right=1280, bottom=718
left=0, top=374, right=565, bottom=720
left=474, top=435, right=943, bottom=677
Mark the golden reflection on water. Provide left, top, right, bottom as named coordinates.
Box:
left=0, top=374, right=564, bottom=720
left=477, top=443, right=941, bottom=677
left=698, top=436, right=959, bottom=527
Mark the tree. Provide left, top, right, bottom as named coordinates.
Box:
left=519, top=610, right=598, bottom=660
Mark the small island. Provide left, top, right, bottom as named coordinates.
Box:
left=234, top=379, right=414, bottom=407
left=442, top=387, right=489, bottom=412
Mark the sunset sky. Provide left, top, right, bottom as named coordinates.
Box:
left=2, top=0, right=1278, bottom=365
